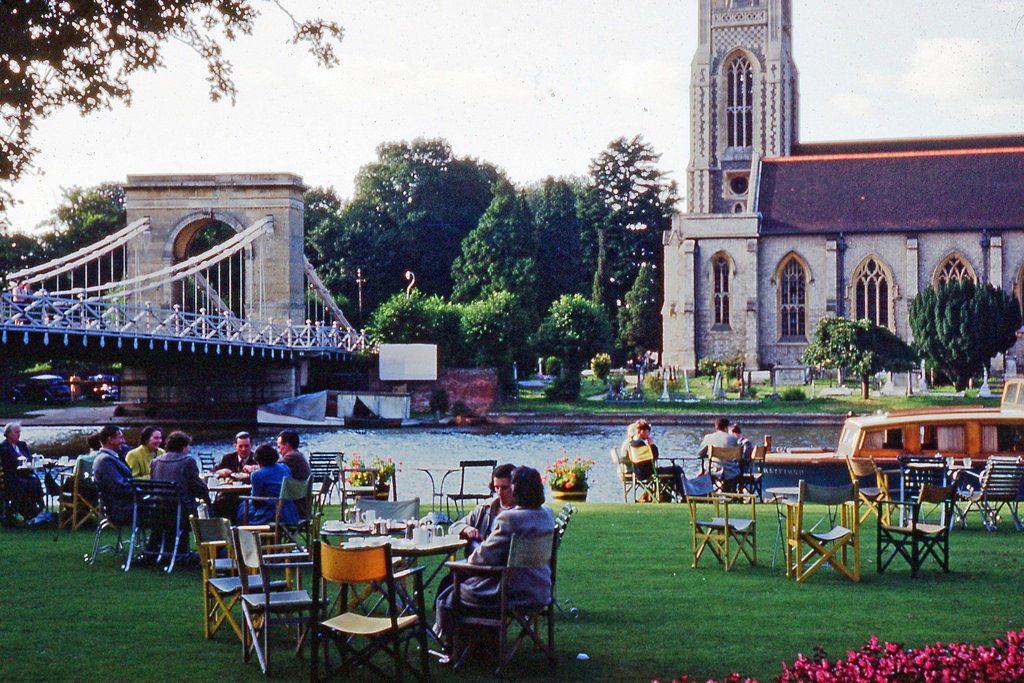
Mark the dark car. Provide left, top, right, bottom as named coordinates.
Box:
left=89, top=374, right=120, bottom=401
left=8, top=374, right=73, bottom=404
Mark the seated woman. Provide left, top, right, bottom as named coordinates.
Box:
left=0, top=422, right=44, bottom=521
left=434, top=465, right=554, bottom=642
left=237, top=443, right=298, bottom=525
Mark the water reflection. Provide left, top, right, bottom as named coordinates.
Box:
left=21, top=422, right=840, bottom=505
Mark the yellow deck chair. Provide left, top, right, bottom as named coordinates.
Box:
left=784, top=480, right=860, bottom=583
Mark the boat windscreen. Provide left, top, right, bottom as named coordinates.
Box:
left=836, top=425, right=859, bottom=456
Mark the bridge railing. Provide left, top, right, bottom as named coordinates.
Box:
left=0, top=292, right=371, bottom=355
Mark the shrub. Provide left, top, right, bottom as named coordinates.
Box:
left=643, top=372, right=666, bottom=394
left=779, top=386, right=806, bottom=402
left=428, top=387, right=449, bottom=415
left=608, top=371, right=624, bottom=393
left=589, top=353, right=612, bottom=381
left=544, top=356, right=561, bottom=376
left=450, top=400, right=472, bottom=416
left=696, top=352, right=744, bottom=380
left=544, top=367, right=581, bottom=401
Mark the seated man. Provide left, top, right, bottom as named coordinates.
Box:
left=237, top=443, right=299, bottom=526
left=276, top=430, right=310, bottom=517
left=92, top=425, right=133, bottom=525
left=125, top=426, right=164, bottom=479
left=449, top=463, right=516, bottom=554
left=211, top=431, right=256, bottom=518
left=698, top=417, right=741, bottom=492
left=435, top=466, right=554, bottom=643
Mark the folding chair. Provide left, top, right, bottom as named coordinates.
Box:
left=311, top=540, right=428, bottom=682
left=738, top=445, right=766, bottom=501
left=242, top=476, right=314, bottom=549
left=446, top=531, right=557, bottom=676
left=125, top=479, right=187, bottom=573
left=877, top=484, right=955, bottom=576
left=444, top=459, right=497, bottom=520
left=309, top=452, right=340, bottom=504
left=784, top=480, right=860, bottom=583
left=197, top=452, right=216, bottom=472
left=611, top=447, right=638, bottom=503
left=687, top=492, right=757, bottom=571
left=708, top=445, right=744, bottom=493
left=553, top=505, right=579, bottom=619
left=58, top=457, right=99, bottom=530
left=955, top=455, right=1024, bottom=531
left=85, top=489, right=130, bottom=565
left=626, top=444, right=664, bottom=503
left=232, top=527, right=314, bottom=675
left=352, top=497, right=421, bottom=523
left=846, top=455, right=895, bottom=524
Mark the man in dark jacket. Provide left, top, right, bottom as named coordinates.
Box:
left=92, top=425, right=133, bottom=525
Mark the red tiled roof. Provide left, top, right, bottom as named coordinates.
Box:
left=757, top=145, right=1024, bottom=234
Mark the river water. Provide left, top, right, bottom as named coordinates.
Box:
left=22, top=421, right=841, bottom=505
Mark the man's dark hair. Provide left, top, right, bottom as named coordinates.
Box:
left=489, top=463, right=516, bottom=493
left=511, top=466, right=545, bottom=508
left=277, top=430, right=300, bottom=450
left=98, top=424, right=122, bottom=445
left=715, top=417, right=730, bottom=431
left=234, top=431, right=251, bottom=443
left=139, top=425, right=161, bottom=447
left=254, top=443, right=278, bottom=467
left=87, top=433, right=102, bottom=451
left=164, top=431, right=191, bottom=452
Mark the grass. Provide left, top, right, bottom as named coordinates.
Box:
left=3, top=502, right=1024, bottom=681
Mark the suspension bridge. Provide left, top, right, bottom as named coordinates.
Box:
left=0, top=174, right=370, bottom=415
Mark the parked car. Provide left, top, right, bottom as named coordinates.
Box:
left=90, top=374, right=120, bottom=401
left=8, top=375, right=73, bottom=404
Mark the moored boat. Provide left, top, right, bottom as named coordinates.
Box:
left=762, top=378, right=1024, bottom=490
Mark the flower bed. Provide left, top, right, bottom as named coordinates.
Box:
left=663, top=629, right=1024, bottom=683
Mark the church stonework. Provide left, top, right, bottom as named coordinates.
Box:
left=663, top=0, right=1024, bottom=374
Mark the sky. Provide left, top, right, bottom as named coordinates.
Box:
left=5, top=0, right=1024, bottom=234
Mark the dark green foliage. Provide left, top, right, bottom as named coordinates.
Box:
left=585, top=135, right=678, bottom=338
left=529, top=177, right=588, bottom=315
left=534, top=294, right=612, bottom=373
left=461, top=290, right=532, bottom=395
left=365, top=291, right=468, bottom=366
left=428, top=387, right=449, bottom=415
left=41, top=183, right=126, bottom=260
left=802, top=316, right=917, bottom=399
left=617, top=263, right=661, bottom=357
left=909, top=280, right=1022, bottom=390
left=544, top=356, right=561, bottom=376
left=451, top=183, right=538, bottom=317
left=779, top=386, right=806, bottom=401
left=544, top=367, right=581, bottom=401
left=696, top=352, right=745, bottom=380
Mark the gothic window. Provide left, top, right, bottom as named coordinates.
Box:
left=726, top=56, right=754, bottom=148
left=779, top=256, right=807, bottom=339
left=712, top=255, right=730, bottom=329
left=852, top=256, right=892, bottom=329
left=934, top=254, right=976, bottom=287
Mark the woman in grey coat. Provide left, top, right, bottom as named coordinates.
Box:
left=435, top=465, right=555, bottom=639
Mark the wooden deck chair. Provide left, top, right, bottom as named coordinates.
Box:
left=310, top=541, right=428, bottom=682
left=446, top=531, right=557, bottom=676
left=610, top=447, right=639, bottom=503
left=627, top=443, right=663, bottom=502
left=955, top=455, right=1024, bottom=531
left=846, top=455, right=894, bottom=524
left=58, top=456, right=99, bottom=530
left=738, top=445, right=766, bottom=501
left=784, top=480, right=860, bottom=583
left=877, top=484, right=954, bottom=576
left=232, top=527, right=314, bottom=676
left=241, top=476, right=314, bottom=549
left=708, top=445, right=744, bottom=493
left=687, top=492, right=757, bottom=571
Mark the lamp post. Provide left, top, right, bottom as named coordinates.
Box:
left=355, top=267, right=366, bottom=325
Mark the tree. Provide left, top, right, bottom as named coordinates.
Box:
left=311, top=138, right=503, bottom=311
left=527, top=177, right=587, bottom=316
left=533, top=294, right=612, bottom=400
left=801, top=316, right=917, bottom=400
left=909, top=280, right=1022, bottom=390
left=451, top=182, right=538, bottom=316
left=461, top=290, right=532, bottom=395
left=365, top=291, right=468, bottom=367
left=1, top=2, right=342, bottom=212
left=617, top=263, right=661, bottom=359
left=39, top=183, right=126, bottom=261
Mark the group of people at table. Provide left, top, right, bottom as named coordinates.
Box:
left=618, top=416, right=755, bottom=499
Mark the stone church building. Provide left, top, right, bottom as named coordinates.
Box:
left=661, top=0, right=1024, bottom=374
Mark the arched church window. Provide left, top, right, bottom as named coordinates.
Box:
left=779, top=257, right=806, bottom=339
left=934, top=254, right=976, bottom=287
left=727, top=56, right=754, bottom=148
left=853, top=257, right=891, bottom=329
left=713, top=255, right=730, bottom=329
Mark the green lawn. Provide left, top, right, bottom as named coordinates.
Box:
left=3, top=503, right=1023, bottom=682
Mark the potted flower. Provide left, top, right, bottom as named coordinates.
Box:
left=346, top=454, right=395, bottom=499
left=545, top=455, right=594, bottom=501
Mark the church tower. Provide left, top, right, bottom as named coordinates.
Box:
left=687, top=0, right=798, bottom=214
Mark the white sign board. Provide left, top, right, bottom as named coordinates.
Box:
left=378, top=343, right=438, bottom=381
